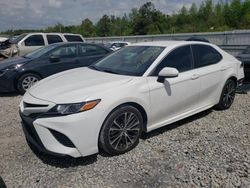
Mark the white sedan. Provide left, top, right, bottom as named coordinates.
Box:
left=19, top=41, right=244, bottom=157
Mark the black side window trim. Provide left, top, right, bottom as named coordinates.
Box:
left=150, top=44, right=194, bottom=76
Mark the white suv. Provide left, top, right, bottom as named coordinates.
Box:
left=20, top=41, right=244, bottom=158
left=10, top=33, right=85, bottom=56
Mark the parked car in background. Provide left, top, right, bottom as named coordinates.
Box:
left=105, top=41, right=131, bottom=51
left=0, top=37, right=8, bottom=43
left=236, top=46, right=250, bottom=83
left=0, top=42, right=111, bottom=94
left=19, top=41, right=244, bottom=158
left=0, top=37, right=11, bottom=60
left=186, top=36, right=210, bottom=43
left=0, top=33, right=85, bottom=59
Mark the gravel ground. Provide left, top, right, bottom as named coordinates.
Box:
left=0, top=85, right=249, bottom=188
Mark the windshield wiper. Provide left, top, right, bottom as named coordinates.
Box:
left=101, top=69, right=120, bottom=74
left=89, top=65, right=119, bottom=74
left=89, top=65, right=100, bottom=71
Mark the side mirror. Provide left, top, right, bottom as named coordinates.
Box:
left=49, top=55, right=60, bottom=62
left=157, top=67, right=179, bottom=83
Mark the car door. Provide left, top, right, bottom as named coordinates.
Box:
left=146, top=45, right=200, bottom=130
left=76, top=44, right=110, bottom=67
left=37, top=44, right=78, bottom=77
left=191, top=44, right=223, bottom=108
left=20, top=34, right=45, bottom=56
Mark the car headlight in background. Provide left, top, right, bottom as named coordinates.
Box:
left=49, top=99, right=101, bottom=115
left=0, top=64, right=23, bottom=76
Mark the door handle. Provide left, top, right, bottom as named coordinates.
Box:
left=191, top=74, right=199, bottom=80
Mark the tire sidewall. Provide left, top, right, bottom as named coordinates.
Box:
left=99, top=105, right=143, bottom=155
left=217, top=79, right=236, bottom=110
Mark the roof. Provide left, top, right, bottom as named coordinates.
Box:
left=130, top=40, right=211, bottom=47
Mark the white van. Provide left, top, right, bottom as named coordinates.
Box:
left=10, top=33, right=85, bottom=56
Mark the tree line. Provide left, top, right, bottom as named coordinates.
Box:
left=2, top=0, right=250, bottom=37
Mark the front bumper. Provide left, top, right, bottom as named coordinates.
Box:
left=0, top=70, right=17, bottom=93
left=237, top=78, right=244, bottom=87
left=19, top=95, right=106, bottom=158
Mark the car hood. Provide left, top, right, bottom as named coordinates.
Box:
left=0, top=56, right=30, bottom=70
left=28, top=67, right=133, bottom=104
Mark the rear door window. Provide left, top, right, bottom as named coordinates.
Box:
left=47, top=35, right=63, bottom=44
left=24, top=35, right=45, bottom=46
left=51, top=44, right=77, bottom=58
left=192, top=44, right=222, bottom=68
left=64, top=35, right=83, bottom=42
left=79, top=44, right=108, bottom=56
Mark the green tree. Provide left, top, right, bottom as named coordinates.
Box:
left=81, top=19, right=96, bottom=37
left=96, top=15, right=111, bottom=37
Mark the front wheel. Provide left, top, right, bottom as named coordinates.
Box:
left=99, top=105, right=143, bottom=155
left=17, top=73, right=41, bottom=94
left=215, top=79, right=236, bottom=110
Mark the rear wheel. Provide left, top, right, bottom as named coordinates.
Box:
left=215, top=79, right=236, bottom=110
left=17, top=73, right=41, bottom=94
left=99, top=105, right=143, bottom=155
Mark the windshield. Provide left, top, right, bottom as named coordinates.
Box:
left=9, top=33, right=27, bottom=44
left=90, top=46, right=165, bottom=76
left=24, top=44, right=59, bottom=59
left=104, top=43, right=112, bottom=48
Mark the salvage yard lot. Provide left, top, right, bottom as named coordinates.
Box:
left=0, top=86, right=249, bottom=187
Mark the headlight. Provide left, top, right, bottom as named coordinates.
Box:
left=0, top=64, right=22, bottom=76
left=49, top=99, right=101, bottom=115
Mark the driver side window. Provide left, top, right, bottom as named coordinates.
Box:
left=152, top=45, right=193, bottom=76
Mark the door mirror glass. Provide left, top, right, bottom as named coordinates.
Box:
left=49, top=55, right=60, bottom=62
left=157, top=67, right=179, bottom=83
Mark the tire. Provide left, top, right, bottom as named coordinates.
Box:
left=215, top=79, right=236, bottom=110
left=99, top=105, right=143, bottom=155
left=17, top=73, right=41, bottom=94
left=0, top=176, right=6, bottom=188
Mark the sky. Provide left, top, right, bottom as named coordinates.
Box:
left=0, top=0, right=205, bottom=32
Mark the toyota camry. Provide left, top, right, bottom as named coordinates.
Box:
left=19, top=41, right=244, bottom=157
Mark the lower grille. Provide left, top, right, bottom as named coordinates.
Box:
left=49, top=129, right=75, bottom=148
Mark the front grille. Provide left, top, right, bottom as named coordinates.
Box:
left=49, top=129, right=75, bottom=148
left=23, top=102, right=48, bottom=108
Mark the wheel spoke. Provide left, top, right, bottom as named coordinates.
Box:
left=127, top=119, right=139, bottom=129
left=113, top=120, right=122, bottom=129
left=114, top=134, right=123, bottom=149
left=110, top=133, right=122, bottom=145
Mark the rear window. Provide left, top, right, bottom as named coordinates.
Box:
left=192, top=44, right=222, bottom=68
left=64, top=35, right=83, bottom=42
left=47, top=35, right=63, bottom=44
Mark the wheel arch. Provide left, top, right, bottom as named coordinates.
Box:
left=227, top=76, right=237, bottom=85
left=98, top=101, right=148, bottom=144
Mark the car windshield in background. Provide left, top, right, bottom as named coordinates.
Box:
left=90, top=46, right=165, bottom=76
left=104, top=43, right=112, bottom=48
left=24, top=44, right=58, bottom=59
left=9, top=34, right=27, bottom=44
left=242, top=46, right=250, bottom=54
